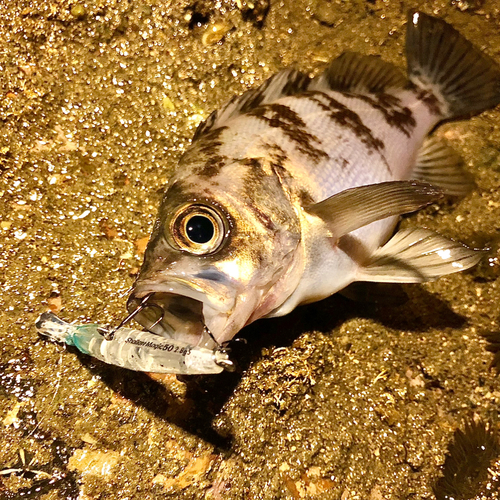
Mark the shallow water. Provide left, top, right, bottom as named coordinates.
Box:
left=1, top=0, right=500, bottom=498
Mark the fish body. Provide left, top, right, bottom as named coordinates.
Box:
left=128, top=12, right=500, bottom=348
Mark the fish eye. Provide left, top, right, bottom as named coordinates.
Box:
left=185, top=215, right=214, bottom=244
left=169, top=204, right=226, bottom=255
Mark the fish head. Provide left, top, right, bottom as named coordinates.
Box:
left=127, top=159, right=302, bottom=348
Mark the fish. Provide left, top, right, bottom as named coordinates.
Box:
left=127, top=11, right=500, bottom=349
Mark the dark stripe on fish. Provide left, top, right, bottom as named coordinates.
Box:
left=197, top=154, right=228, bottom=177
left=248, top=203, right=277, bottom=231
left=300, top=91, right=385, bottom=154
left=248, top=103, right=329, bottom=163
left=263, top=142, right=288, bottom=170
left=412, top=86, right=443, bottom=116
left=238, top=91, right=267, bottom=115
left=182, top=127, right=229, bottom=177
left=241, top=72, right=311, bottom=114
left=236, top=158, right=290, bottom=231
left=281, top=72, right=311, bottom=97
left=339, top=158, right=350, bottom=170
left=261, top=142, right=316, bottom=206
left=343, top=92, right=417, bottom=137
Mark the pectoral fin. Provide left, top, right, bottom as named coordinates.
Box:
left=306, top=181, right=443, bottom=240
left=356, top=228, right=483, bottom=283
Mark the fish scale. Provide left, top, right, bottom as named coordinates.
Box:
left=203, top=87, right=436, bottom=203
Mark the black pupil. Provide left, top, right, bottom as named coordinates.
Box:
left=185, top=215, right=214, bottom=244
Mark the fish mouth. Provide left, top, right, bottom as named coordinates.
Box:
left=127, top=277, right=235, bottom=349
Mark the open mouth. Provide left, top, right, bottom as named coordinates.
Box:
left=127, top=277, right=235, bottom=349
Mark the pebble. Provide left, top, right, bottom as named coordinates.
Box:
left=202, top=21, right=233, bottom=46
left=70, top=4, right=86, bottom=18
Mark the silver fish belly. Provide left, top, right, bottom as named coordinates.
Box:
left=127, top=11, right=499, bottom=348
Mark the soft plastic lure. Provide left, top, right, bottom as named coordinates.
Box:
left=35, top=312, right=231, bottom=375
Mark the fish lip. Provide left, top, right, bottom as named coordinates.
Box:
left=131, top=276, right=235, bottom=313
left=127, top=277, right=234, bottom=347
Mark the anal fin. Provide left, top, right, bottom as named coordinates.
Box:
left=414, top=136, right=475, bottom=197
left=357, top=228, right=482, bottom=283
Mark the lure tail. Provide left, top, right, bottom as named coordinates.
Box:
left=406, top=10, right=500, bottom=119
left=35, top=312, right=72, bottom=343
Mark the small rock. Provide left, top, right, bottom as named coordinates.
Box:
left=70, top=4, right=86, bottom=18
left=311, top=0, right=337, bottom=27
left=3, top=401, right=24, bottom=427
left=134, top=236, right=149, bottom=255
left=202, top=21, right=232, bottom=46
left=100, top=220, right=119, bottom=240
left=162, top=96, right=176, bottom=112
left=68, top=448, right=121, bottom=476
left=152, top=452, right=216, bottom=491
left=48, top=294, right=62, bottom=314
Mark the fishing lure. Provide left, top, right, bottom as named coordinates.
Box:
left=36, top=312, right=232, bottom=375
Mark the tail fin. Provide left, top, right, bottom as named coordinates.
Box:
left=406, top=10, right=500, bottom=119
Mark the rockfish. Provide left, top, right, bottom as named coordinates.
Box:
left=128, top=11, right=500, bottom=348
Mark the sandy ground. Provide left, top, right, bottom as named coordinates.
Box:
left=1, top=0, right=500, bottom=498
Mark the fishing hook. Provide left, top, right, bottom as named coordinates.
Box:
left=97, top=293, right=164, bottom=341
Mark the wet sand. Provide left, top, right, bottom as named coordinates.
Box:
left=1, top=0, right=500, bottom=498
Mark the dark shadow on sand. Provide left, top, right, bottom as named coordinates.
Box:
left=72, top=283, right=466, bottom=449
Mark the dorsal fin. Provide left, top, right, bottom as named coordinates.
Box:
left=309, top=51, right=408, bottom=94
left=193, top=69, right=310, bottom=140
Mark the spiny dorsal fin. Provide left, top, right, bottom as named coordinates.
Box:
left=413, top=136, right=475, bottom=197
left=306, top=180, right=443, bottom=240
left=193, top=69, right=310, bottom=140
left=406, top=10, right=500, bottom=118
left=357, top=227, right=483, bottom=283
left=309, top=51, right=408, bottom=94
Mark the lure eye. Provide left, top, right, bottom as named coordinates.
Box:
left=169, top=204, right=226, bottom=255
